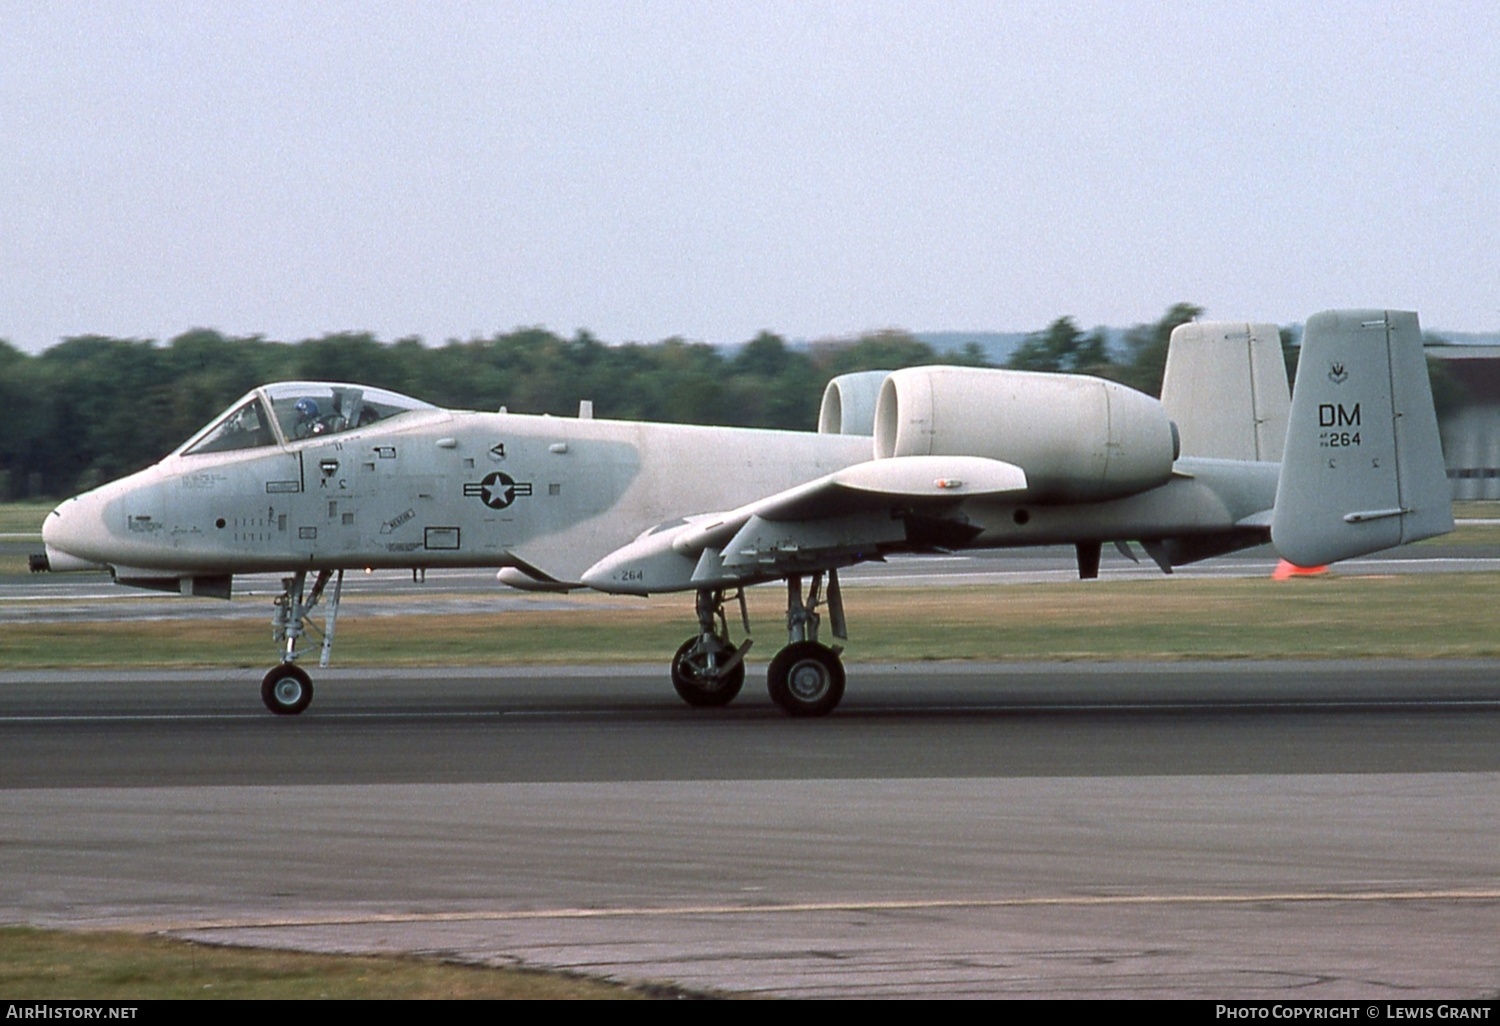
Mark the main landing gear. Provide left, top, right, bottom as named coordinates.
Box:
left=671, top=588, right=751, bottom=706
left=671, top=570, right=848, bottom=717
left=262, top=568, right=344, bottom=715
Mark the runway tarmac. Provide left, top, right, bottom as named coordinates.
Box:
left=7, top=541, right=1500, bottom=626
left=3, top=662, right=1498, bottom=997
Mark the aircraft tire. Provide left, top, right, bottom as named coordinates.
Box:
left=767, top=641, right=845, bottom=717
left=261, top=664, right=314, bottom=716
left=670, top=637, right=745, bottom=707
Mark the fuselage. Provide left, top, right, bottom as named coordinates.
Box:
left=42, top=403, right=874, bottom=585
left=42, top=386, right=1280, bottom=590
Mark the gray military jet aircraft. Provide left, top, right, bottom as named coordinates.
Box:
left=36, top=309, right=1452, bottom=717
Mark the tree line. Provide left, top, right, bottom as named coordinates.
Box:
left=0, top=303, right=1458, bottom=500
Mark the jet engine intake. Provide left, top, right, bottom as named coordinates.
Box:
left=817, top=370, right=892, bottom=436
left=873, top=366, right=1178, bottom=502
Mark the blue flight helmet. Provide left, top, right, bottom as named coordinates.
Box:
left=295, top=398, right=319, bottom=421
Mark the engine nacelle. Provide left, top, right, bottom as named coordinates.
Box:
left=873, top=366, right=1178, bottom=502
left=817, top=370, right=892, bottom=436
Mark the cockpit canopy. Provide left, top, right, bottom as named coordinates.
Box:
left=179, top=382, right=437, bottom=456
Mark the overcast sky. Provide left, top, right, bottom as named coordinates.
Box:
left=3, top=1, right=1498, bottom=351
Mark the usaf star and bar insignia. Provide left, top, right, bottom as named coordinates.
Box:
left=463, top=471, right=533, bottom=510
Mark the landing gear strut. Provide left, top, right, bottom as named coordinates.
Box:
left=670, top=588, right=751, bottom=707
left=668, top=571, right=850, bottom=717
left=765, top=572, right=846, bottom=717
left=262, top=569, right=343, bottom=715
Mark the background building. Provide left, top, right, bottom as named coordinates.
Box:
left=1430, top=345, right=1500, bottom=500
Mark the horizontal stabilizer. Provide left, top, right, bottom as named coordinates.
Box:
left=1271, top=310, right=1453, bottom=566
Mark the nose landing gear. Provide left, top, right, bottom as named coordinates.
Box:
left=261, top=569, right=343, bottom=715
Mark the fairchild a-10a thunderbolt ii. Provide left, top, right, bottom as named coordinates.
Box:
left=36, top=309, right=1453, bottom=717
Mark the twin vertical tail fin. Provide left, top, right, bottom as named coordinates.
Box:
left=1161, top=321, right=1290, bottom=462
left=1271, top=310, right=1453, bottom=566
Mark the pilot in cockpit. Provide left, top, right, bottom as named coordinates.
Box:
left=293, top=397, right=328, bottom=438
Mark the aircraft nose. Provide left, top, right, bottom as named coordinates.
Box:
left=41, top=494, right=110, bottom=572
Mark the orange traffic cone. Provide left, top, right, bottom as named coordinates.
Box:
left=1272, top=559, right=1328, bottom=580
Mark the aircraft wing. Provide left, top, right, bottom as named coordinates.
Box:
left=581, top=455, right=1027, bottom=594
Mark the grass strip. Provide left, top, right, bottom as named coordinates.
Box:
left=0, top=925, right=658, bottom=1000
left=6, top=573, right=1500, bottom=667
left=0, top=502, right=53, bottom=535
